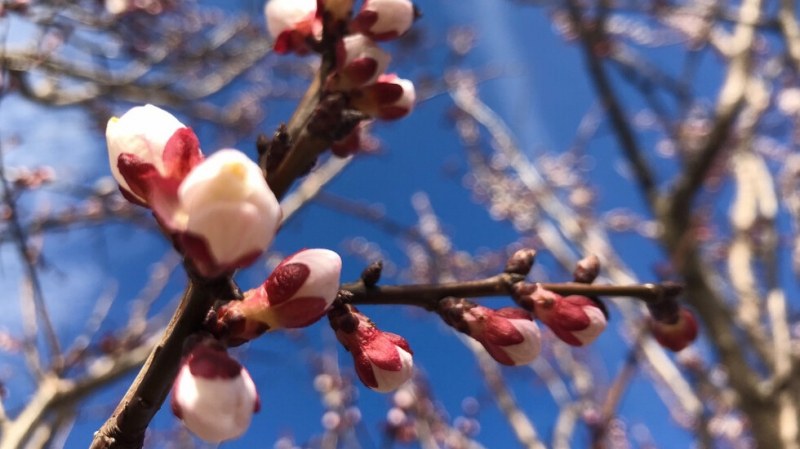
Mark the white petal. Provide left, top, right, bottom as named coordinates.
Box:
left=173, top=365, right=258, bottom=443
left=264, top=0, right=316, bottom=38
left=371, top=347, right=413, bottom=393
left=502, top=319, right=542, bottom=365
left=106, top=104, right=184, bottom=192
left=363, top=0, right=414, bottom=35
left=282, top=249, right=342, bottom=305
left=572, top=306, right=607, bottom=345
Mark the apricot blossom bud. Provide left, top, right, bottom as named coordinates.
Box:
left=214, top=249, right=342, bottom=344
left=174, top=149, right=281, bottom=277
left=329, top=305, right=414, bottom=392
left=352, top=0, right=415, bottom=41
left=438, top=298, right=541, bottom=366
left=264, top=0, right=320, bottom=54
left=352, top=74, right=415, bottom=120
left=650, top=308, right=698, bottom=351
left=573, top=254, right=600, bottom=284
left=106, top=104, right=202, bottom=206
left=171, top=338, right=260, bottom=443
left=523, top=287, right=607, bottom=346
left=333, top=35, right=391, bottom=89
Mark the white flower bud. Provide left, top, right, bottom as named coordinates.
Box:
left=334, top=35, right=391, bottom=89
left=352, top=0, right=415, bottom=41
left=171, top=341, right=260, bottom=443
left=106, top=104, right=199, bottom=203
left=264, top=0, right=320, bottom=54
left=176, top=149, right=281, bottom=276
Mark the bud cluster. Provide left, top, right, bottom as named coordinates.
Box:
left=171, top=247, right=344, bottom=443
left=106, top=104, right=281, bottom=277
left=264, top=0, right=417, bottom=157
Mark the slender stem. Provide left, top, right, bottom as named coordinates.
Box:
left=343, top=273, right=681, bottom=309
left=88, top=275, right=238, bottom=449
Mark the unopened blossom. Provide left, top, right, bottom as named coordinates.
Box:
left=352, top=74, right=415, bottom=120
left=264, top=0, right=320, bottom=54
left=172, top=149, right=281, bottom=277
left=329, top=305, right=413, bottom=392
left=650, top=307, right=698, bottom=351
left=171, top=338, right=259, bottom=443
left=517, top=285, right=607, bottom=346
left=213, top=249, right=342, bottom=345
left=332, top=34, right=391, bottom=89
left=106, top=104, right=202, bottom=206
left=351, top=0, right=415, bottom=41
left=439, top=298, right=541, bottom=366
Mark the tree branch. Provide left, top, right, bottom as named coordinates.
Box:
left=87, top=274, right=239, bottom=449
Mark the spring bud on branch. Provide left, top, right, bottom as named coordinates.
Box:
left=171, top=149, right=282, bottom=277
left=211, top=249, right=342, bottom=345
left=106, top=104, right=203, bottom=207
left=351, top=0, right=416, bottom=41
left=328, top=303, right=414, bottom=392
left=170, top=336, right=260, bottom=443
left=438, top=298, right=542, bottom=366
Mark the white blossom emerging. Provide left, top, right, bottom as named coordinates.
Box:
left=176, top=149, right=281, bottom=276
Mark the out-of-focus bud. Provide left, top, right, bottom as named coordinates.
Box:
left=351, top=74, right=415, bottom=120
left=650, top=307, right=698, bottom=351
left=573, top=254, right=600, bottom=284
left=213, top=249, right=342, bottom=345
left=351, top=0, right=415, bottom=41
left=173, top=149, right=281, bottom=277
left=106, top=104, right=203, bottom=206
left=170, top=337, right=260, bottom=443
left=332, top=35, right=391, bottom=89
left=264, top=0, right=320, bottom=55
left=504, top=248, right=537, bottom=275
left=329, top=304, right=413, bottom=392
left=523, top=287, right=607, bottom=346
left=438, top=298, right=541, bottom=366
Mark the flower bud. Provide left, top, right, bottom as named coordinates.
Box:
left=650, top=307, right=698, bottom=351
left=174, top=149, right=281, bottom=277
left=351, top=74, right=415, bottom=120
left=170, top=338, right=260, bottom=443
left=329, top=305, right=414, bottom=392
left=333, top=35, right=391, bottom=89
left=106, top=104, right=203, bottom=206
left=264, top=0, right=320, bottom=55
left=214, top=249, right=342, bottom=344
left=573, top=254, right=600, bottom=284
left=504, top=248, right=537, bottom=276
left=528, top=289, right=607, bottom=346
left=351, top=0, right=415, bottom=41
left=439, top=298, right=541, bottom=366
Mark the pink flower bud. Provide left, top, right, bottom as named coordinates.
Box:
left=329, top=305, right=414, bottom=392
left=352, top=0, right=415, bottom=41
left=531, top=290, right=607, bottom=346
left=215, top=249, right=342, bottom=344
left=264, top=0, right=320, bottom=54
left=650, top=308, right=698, bottom=351
left=333, top=35, right=391, bottom=89
left=352, top=74, right=415, bottom=120
left=106, top=104, right=203, bottom=206
left=173, top=149, right=281, bottom=277
left=170, top=338, right=260, bottom=443
left=439, top=299, right=541, bottom=366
